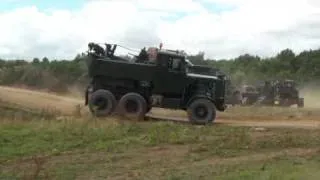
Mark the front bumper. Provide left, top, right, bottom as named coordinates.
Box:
left=216, top=103, right=227, bottom=111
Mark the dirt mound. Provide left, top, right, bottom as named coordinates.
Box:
left=0, top=86, right=85, bottom=116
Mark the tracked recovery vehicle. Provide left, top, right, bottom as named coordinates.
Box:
left=257, top=80, right=304, bottom=107
left=225, top=83, right=260, bottom=106
left=84, top=42, right=227, bottom=124
left=227, top=80, right=304, bottom=107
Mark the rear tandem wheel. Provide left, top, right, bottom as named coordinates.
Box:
left=117, top=92, right=148, bottom=120
left=88, top=89, right=117, bottom=117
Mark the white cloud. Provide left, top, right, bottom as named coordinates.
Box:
left=0, top=0, right=320, bottom=60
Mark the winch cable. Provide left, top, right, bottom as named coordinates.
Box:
left=96, top=43, right=141, bottom=53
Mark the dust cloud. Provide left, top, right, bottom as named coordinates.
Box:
left=299, top=83, right=320, bottom=108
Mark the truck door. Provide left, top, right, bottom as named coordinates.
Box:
left=167, top=56, right=188, bottom=93
left=153, top=55, right=188, bottom=95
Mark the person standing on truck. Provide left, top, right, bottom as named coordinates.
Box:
left=88, top=43, right=105, bottom=56
left=136, top=47, right=148, bottom=63
left=105, top=44, right=117, bottom=57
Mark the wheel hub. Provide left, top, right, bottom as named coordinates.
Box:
left=95, top=98, right=108, bottom=110
left=195, top=105, right=208, bottom=119
left=125, top=99, right=138, bottom=113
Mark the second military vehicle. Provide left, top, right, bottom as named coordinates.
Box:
left=227, top=80, right=304, bottom=107
left=84, top=42, right=228, bottom=124
left=258, top=80, right=304, bottom=107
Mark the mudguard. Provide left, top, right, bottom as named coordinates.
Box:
left=186, top=95, right=215, bottom=107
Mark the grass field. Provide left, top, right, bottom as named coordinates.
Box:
left=1, top=86, right=320, bottom=179
left=0, top=112, right=320, bottom=179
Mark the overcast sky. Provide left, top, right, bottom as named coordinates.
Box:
left=0, top=0, right=320, bottom=60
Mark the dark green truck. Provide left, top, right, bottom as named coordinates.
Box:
left=84, top=42, right=228, bottom=124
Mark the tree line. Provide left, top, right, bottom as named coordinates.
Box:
left=188, top=48, right=320, bottom=87
left=0, top=47, right=319, bottom=94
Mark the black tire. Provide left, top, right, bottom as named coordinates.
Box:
left=187, top=98, right=216, bottom=125
left=88, top=89, right=117, bottom=117
left=117, top=92, right=147, bottom=120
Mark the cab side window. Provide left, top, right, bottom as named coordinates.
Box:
left=157, top=55, right=168, bottom=67
left=168, top=57, right=182, bottom=71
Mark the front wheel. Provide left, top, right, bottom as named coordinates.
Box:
left=187, top=98, right=216, bottom=125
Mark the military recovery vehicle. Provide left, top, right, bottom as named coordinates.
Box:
left=230, top=85, right=260, bottom=105
left=84, top=42, right=228, bottom=124
left=227, top=80, right=304, bottom=107
left=260, top=79, right=304, bottom=107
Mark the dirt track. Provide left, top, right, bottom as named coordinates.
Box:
left=0, top=85, right=319, bottom=129
left=0, top=86, right=83, bottom=115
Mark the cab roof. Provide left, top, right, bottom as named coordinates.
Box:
left=149, top=47, right=185, bottom=57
